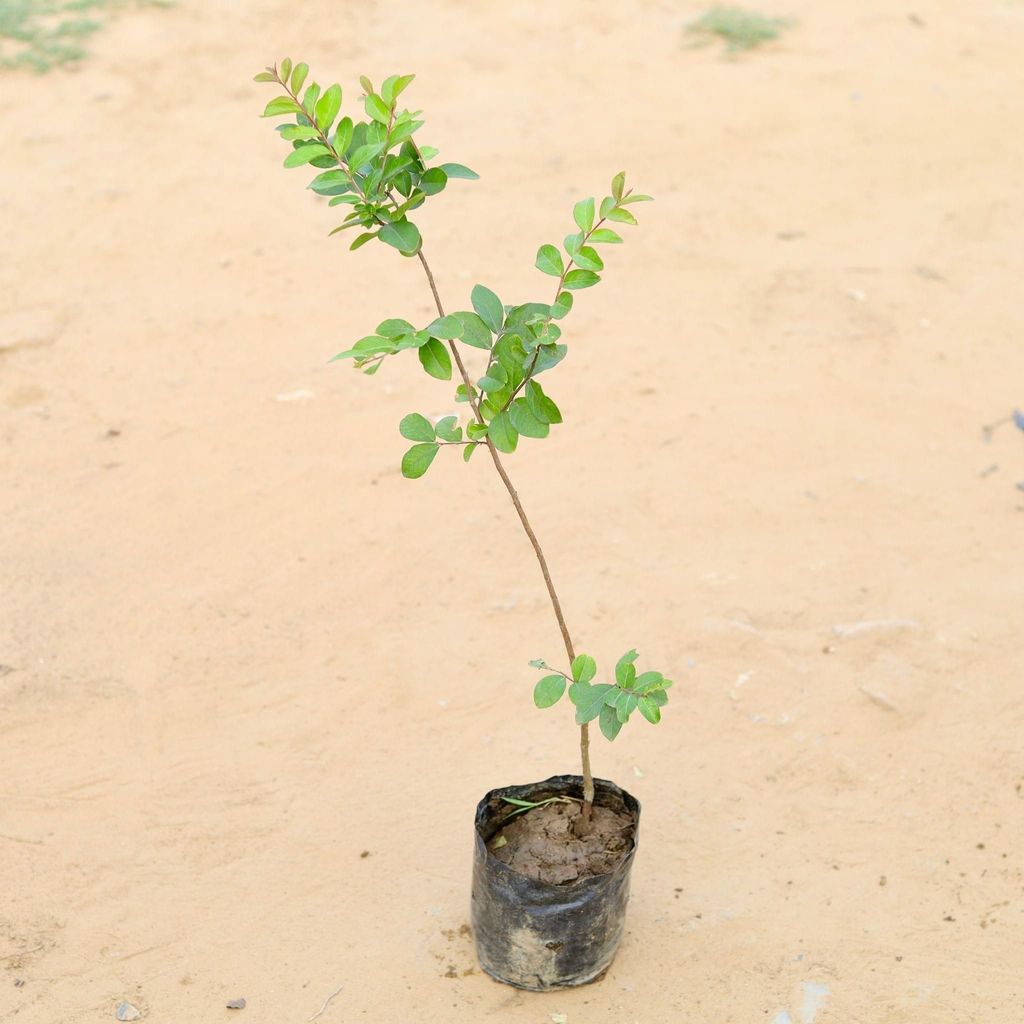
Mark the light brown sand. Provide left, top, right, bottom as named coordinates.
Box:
left=2, top=2, right=1023, bottom=1021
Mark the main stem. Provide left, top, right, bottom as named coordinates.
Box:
left=414, top=250, right=594, bottom=815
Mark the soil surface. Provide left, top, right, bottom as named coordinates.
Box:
left=490, top=800, right=635, bottom=884
left=3, top=2, right=1024, bottom=1022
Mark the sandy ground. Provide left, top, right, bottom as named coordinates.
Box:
left=2, top=1, right=1023, bottom=1021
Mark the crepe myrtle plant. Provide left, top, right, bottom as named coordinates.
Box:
left=255, top=60, right=673, bottom=817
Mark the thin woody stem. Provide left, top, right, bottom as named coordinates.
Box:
left=415, top=249, right=595, bottom=813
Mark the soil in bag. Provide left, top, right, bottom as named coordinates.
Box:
left=489, top=798, right=634, bottom=884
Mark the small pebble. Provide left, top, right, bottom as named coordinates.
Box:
left=226, top=997, right=247, bottom=1009
left=14, top=978, right=25, bottom=987
left=116, top=1003, right=141, bottom=1022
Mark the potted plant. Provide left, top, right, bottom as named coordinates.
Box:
left=254, top=60, right=673, bottom=991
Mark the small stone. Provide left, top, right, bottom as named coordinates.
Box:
left=14, top=978, right=25, bottom=987
left=226, top=997, right=247, bottom=1010
left=116, top=1003, right=141, bottom=1021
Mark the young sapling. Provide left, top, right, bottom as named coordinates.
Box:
left=254, top=60, right=671, bottom=821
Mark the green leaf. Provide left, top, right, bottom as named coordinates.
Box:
left=615, top=650, right=640, bottom=686
left=426, top=314, right=464, bottom=340
left=308, top=169, right=351, bottom=196
left=290, top=62, right=309, bottom=94
left=263, top=96, right=302, bottom=117
left=571, top=654, right=597, bottom=685
left=284, top=144, right=330, bottom=168
left=599, top=704, right=624, bottom=740
left=477, top=362, right=508, bottom=393
left=535, top=244, right=564, bottom=277
left=574, top=684, right=615, bottom=724
left=573, top=197, right=595, bottom=233
left=365, top=93, right=390, bottom=123
left=399, top=413, right=435, bottom=442
left=616, top=693, right=638, bottom=723
left=471, top=285, right=504, bottom=333
left=401, top=442, right=439, bottom=479
left=349, top=231, right=378, bottom=250
left=438, top=162, right=479, bottom=180
left=451, top=311, right=492, bottom=350
left=382, top=73, right=415, bottom=104
left=600, top=196, right=615, bottom=219
left=647, top=689, right=669, bottom=707
left=467, top=422, right=489, bottom=441
left=389, top=120, right=423, bottom=147
left=637, top=696, right=661, bottom=724
left=301, top=82, right=321, bottom=116
left=279, top=57, right=292, bottom=83
left=571, top=246, right=604, bottom=273
left=488, top=411, right=518, bottom=453
left=564, top=270, right=600, bottom=290
left=455, top=383, right=477, bottom=403
left=349, top=142, right=384, bottom=169
left=525, top=381, right=562, bottom=425
left=333, top=116, right=354, bottom=156
left=315, top=83, right=342, bottom=131
left=418, top=338, right=452, bottom=380
left=378, top=218, right=422, bottom=255
left=533, top=674, right=566, bottom=709
left=419, top=168, right=448, bottom=195
left=563, top=232, right=583, bottom=257
left=328, top=219, right=362, bottom=237
left=590, top=228, right=623, bottom=244
left=550, top=291, right=573, bottom=319
left=380, top=74, right=399, bottom=105
left=377, top=318, right=416, bottom=338
left=620, top=194, right=653, bottom=205
left=253, top=71, right=277, bottom=83
left=463, top=442, right=478, bottom=462
left=280, top=124, right=319, bottom=142
left=531, top=343, right=566, bottom=375
left=611, top=171, right=625, bottom=200
left=434, top=416, right=462, bottom=442
left=635, top=671, right=665, bottom=693
left=607, top=206, right=638, bottom=225
left=330, top=335, right=395, bottom=361
left=510, top=399, right=549, bottom=439
left=359, top=74, right=374, bottom=94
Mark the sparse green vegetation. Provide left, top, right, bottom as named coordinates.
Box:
left=687, top=5, right=790, bottom=53
left=0, top=0, right=166, bottom=72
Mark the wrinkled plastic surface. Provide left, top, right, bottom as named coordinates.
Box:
left=470, top=774, right=641, bottom=991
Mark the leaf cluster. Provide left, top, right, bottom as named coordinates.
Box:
left=256, top=60, right=477, bottom=256
left=257, top=61, right=652, bottom=483
left=341, top=179, right=646, bottom=475
left=529, top=651, right=672, bottom=741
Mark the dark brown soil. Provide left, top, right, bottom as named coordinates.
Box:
left=488, top=800, right=635, bottom=884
